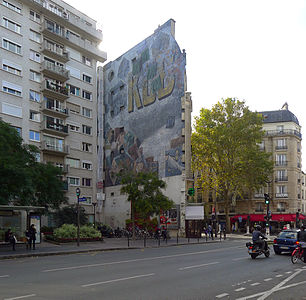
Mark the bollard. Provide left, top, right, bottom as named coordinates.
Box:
left=144, top=235, right=146, bottom=247
left=128, top=236, right=130, bottom=247
left=177, top=232, right=179, bottom=244
left=158, top=236, right=160, bottom=247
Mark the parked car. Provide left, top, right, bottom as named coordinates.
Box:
left=273, top=229, right=300, bottom=255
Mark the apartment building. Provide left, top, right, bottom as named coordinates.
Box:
left=0, top=0, right=107, bottom=221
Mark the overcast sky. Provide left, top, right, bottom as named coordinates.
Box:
left=67, top=0, right=306, bottom=167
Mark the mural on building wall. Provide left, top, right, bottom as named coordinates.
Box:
left=104, top=19, right=186, bottom=187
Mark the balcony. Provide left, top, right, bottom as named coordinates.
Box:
left=41, top=61, right=69, bottom=82
left=275, top=176, right=288, bottom=182
left=265, top=129, right=302, bottom=139
left=254, top=193, right=264, bottom=198
left=41, top=100, right=69, bottom=118
left=42, top=40, right=69, bottom=63
left=24, top=0, right=103, bottom=42
left=275, top=145, right=288, bottom=150
left=275, top=193, right=288, bottom=198
left=42, top=21, right=66, bottom=44
left=42, top=80, right=69, bottom=101
left=41, top=142, right=69, bottom=156
left=41, top=120, right=68, bottom=137
left=275, top=161, right=288, bottom=167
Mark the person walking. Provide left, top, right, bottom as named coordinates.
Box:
left=5, top=228, right=16, bottom=251
left=29, top=224, right=37, bottom=250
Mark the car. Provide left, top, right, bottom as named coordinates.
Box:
left=273, top=229, right=300, bottom=255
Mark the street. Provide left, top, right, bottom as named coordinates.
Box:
left=0, top=239, right=305, bottom=300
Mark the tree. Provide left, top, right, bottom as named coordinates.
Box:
left=192, top=98, right=273, bottom=232
left=53, top=205, right=88, bottom=227
left=120, top=171, right=174, bottom=238
left=0, top=119, right=66, bottom=209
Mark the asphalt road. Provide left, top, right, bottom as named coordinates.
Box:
left=0, top=239, right=305, bottom=300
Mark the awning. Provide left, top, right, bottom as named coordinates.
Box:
left=185, top=206, right=204, bottom=220
left=230, top=213, right=306, bottom=223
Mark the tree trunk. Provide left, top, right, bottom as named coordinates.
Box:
left=224, top=193, right=231, bottom=234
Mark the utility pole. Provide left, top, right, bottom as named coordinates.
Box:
left=92, top=202, right=97, bottom=228
left=264, top=193, right=271, bottom=236
left=76, top=187, right=81, bottom=246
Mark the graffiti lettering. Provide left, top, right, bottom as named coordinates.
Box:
left=128, top=75, right=142, bottom=112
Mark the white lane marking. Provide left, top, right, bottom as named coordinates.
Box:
left=179, top=261, right=219, bottom=270
left=235, top=287, right=246, bottom=292
left=216, top=293, right=229, bottom=298
left=0, top=275, right=9, bottom=278
left=236, top=280, right=306, bottom=300
left=232, top=257, right=246, bottom=261
left=42, top=245, right=240, bottom=272
left=257, top=269, right=304, bottom=300
left=250, top=282, right=260, bottom=286
left=285, top=271, right=292, bottom=274
left=4, top=295, right=36, bottom=300
left=264, top=278, right=272, bottom=281
left=81, top=273, right=155, bottom=287
left=275, top=274, right=283, bottom=278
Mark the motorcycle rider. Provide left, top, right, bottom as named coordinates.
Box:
left=252, top=225, right=267, bottom=251
left=297, top=225, right=306, bottom=263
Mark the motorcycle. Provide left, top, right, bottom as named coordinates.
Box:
left=246, top=238, right=270, bottom=259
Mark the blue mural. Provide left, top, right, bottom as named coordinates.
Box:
left=104, top=19, right=186, bottom=186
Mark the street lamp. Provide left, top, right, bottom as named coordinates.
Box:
left=92, top=202, right=97, bottom=228
left=76, top=188, right=81, bottom=247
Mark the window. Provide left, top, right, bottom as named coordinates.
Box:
left=34, top=152, right=41, bottom=162
left=2, top=0, right=21, bottom=13
left=82, top=125, right=92, bottom=135
left=82, top=90, right=92, bottom=100
left=66, top=158, right=80, bottom=168
left=67, top=177, right=80, bottom=186
left=2, top=17, right=21, bottom=33
left=29, top=110, right=40, bottom=122
left=276, top=154, right=286, bottom=166
left=66, top=65, right=80, bottom=79
left=82, top=161, right=92, bottom=170
left=82, top=56, right=92, bottom=66
left=2, top=59, right=21, bottom=75
left=2, top=38, right=21, bottom=54
left=276, top=139, right=286, bottom=150
left=13, top=126, right=21, bottom=136
left=30, top=70, right=41, bottom=82
left=68, top=123, right=80, bottom=132
left=29, top=130, right=40, bottom=142
left=255, top=202, right=264, bottom=212
left=2, top=80, right=22, bottom=96
left=82, top=107, right=92, bottom=118
left=277, top=170, right=287, bottom=181
left=2, top=102, right=22, bottom=117
left=30, top=30, right=41, bottom=43
left=82, top=142, right=92, bottom=152
left=82, top=74, right=92, bottom=84
left=276, top=185, right=288, bottom=195
left=29, top=50, right=41, bottom=63
left=66, top=46, right=81, bottom=61
left=82, top=178, right=91, bottom=187
left=277, top=202, right=286, bottom=212
left=30, top=10, right=40, bottom=23
left=68, top=84, right=80, bottom=96
left=29, top=90, right=41, bottom=102
left=277, top=125, right=284, bottom=133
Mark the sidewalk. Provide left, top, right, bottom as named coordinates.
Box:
left=0, top=233, right=275, bottom=260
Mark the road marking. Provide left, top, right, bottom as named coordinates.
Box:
left=275, top=274, right=283, bottom=278
left=232, top=257, right=246, bottom=261
left=285, top=271, right=292, bottom=274
left=81, top=273, right=155, bottom=287
left=0, top=275, right=9, bottom=278
left=235, top=287, right=246, bottom=292
left=42, top=245, right=240, bottom=272
left=4, top=294, right=36, bottom=300
left=216, top=293, right=229, bottom=298
left=250, top=282, right=260, bottom=286
left=179, top=261, right=219, bottom=270
left=257, top=269, right=304, bottom=300
left=264, top=278, right=272, bottom=281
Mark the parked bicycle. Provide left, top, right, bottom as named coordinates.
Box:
left=291, top=243, right=305, bottom=264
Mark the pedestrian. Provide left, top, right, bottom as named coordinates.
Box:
left=4, top=228, right=16, bottom=251
left=29, top=224, right=37, bottom=250
left=208, top=225, right=213, bottom=239
left=232, top=223, right=235, bottom=233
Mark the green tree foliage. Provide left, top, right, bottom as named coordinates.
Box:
left=120, top=171, right=174, bottom=237
left=192, top=98, right=273, bottom=231
left=53, top=205, right=88, bottom=227
left=0, top=119, right=66, bottom=209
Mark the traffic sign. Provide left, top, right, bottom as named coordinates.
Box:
left=78, top=197, right=87, bottom=202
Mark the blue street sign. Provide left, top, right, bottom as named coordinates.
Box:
left=78, top=197, right=87, bottom=202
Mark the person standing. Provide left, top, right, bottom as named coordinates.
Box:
left=29, top=224, right=37, bottom=250
left=5, top=228, right=16, bottom=251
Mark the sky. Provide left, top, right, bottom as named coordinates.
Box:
left=67, top=0, right=306, bottom=167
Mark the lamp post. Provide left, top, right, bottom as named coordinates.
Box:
left=92, top=202, right=97, bottom=228
left=76, top=187, right=81, bottom=247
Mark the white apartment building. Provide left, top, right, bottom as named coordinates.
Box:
left=0, top=0, right=107, bottom=223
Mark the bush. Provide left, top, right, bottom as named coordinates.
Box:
left=54, top=224, right=77, bottom=239
left=80, top=225, right=100, bottom=239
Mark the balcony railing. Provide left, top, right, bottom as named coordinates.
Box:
left=43, top=80, right=69, bottom=100
left=42, top=40, right=69, bottom=62
left=42, top=100, right=69, bottom=117
left=275, top=145, right=288, bottom=150
left=275, top=161, right=288, bottom=166
left=254, top=193, right=264, bottom=198
left=265, top=129, right=302, bottom=139
left=42, top=61, right=69, bottom=81
left=275, top=176, right=288, bottom=182
left=42, top=120, right=68, bottom=136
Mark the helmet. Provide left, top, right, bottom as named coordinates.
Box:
left=256, top=225, right=262, bottom=231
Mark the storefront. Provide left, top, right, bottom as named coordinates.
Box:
left=185, top=206, right=205, bottom=238
left=230, top=213, right=306, bottom=234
